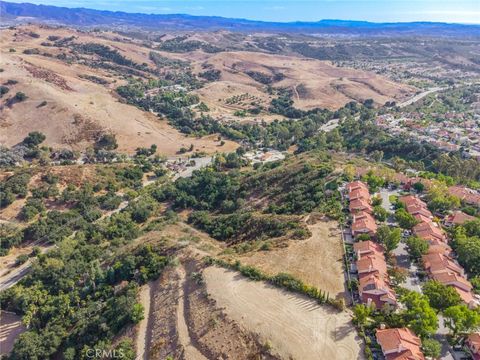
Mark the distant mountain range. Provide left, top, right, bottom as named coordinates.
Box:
left=1, top=1, right=480, bottom=36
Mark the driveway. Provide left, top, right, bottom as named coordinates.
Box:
left=392, top=241, right=422, bottom=293
left=378, top=188, right=400, bottom=225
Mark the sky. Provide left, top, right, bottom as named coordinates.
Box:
left=5, top=0, right=480, bottom=23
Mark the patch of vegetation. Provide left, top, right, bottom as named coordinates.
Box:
left=199, top=69, right=221, bottom=82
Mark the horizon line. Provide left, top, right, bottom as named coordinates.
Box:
left=2, top=1, right=480, bottom=26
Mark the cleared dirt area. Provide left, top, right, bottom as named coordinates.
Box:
left=146, top=267, right=183, bottom=360
left=143, top=255, right=279, bottom=359
left=0, top=311, right=26, bottom=356
left=240, top=218, right=346, bottom=299
left=183, top=257, right=278, bottom=360
left=204, top=266, right=363, bottom=360
left=135, top=283, right=152, bottom=360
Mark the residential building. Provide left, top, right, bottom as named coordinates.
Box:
left=444, top=211, right=476, bottom=227
left=376, top=328, right=425, bottom=360
left=466, top=333, right=480, bottom=360
left=354, top=241, right=397, bottom=309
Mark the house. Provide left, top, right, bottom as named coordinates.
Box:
left=413, top=221, right=446, bottom=243
left=359, top=274, right=397, bottom=309
left=347, top=180, right=369, bottom=193
left=422, top=253, right=464, bottom=277
left=432, top=272, right=477, bottom=307
left=353, top=240, right=384, bottom=257
left=349, top=198, right=373, bottom=214
left=444, top=211, right=476, bottom=227
left=348, top=187, right=371, bottom=202
left=352, top=212, right=378, bottom=238
left=449, top=186, right=480, bottom=207
left=399, top=195, right=427, bottom=210
left=408, top=205, right=433, bottom=220
left=466, top=333, right=480, bottom=360
left=376, top=328, right=425, bottom=360
left=423, top=252, right=478, bottom=308
left=354, top=241, right=397, bottom=309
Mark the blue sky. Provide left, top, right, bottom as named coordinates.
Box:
left=6, top=0, right=480, bottom=23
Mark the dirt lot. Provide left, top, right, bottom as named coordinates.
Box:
left=143, top=254, right=278, bottom=360
left=204, top=266, right=364, bottom=360
left=0, top=311, right=26, bottom=356
left=182, top=257, right=278, bottom=360
left=240, top=218, right=346, bottom=299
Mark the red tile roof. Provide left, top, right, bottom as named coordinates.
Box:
left=376, top=328, right=425, bottom=360
left=413, top=221, right=446, bottom=242
left=444, top=211, right=476, bottom=226
left=352, top=212, right=378, bottom=236
left=347, top=181, right=369, bottom=193
left=467, top=333, right=480, bottom=360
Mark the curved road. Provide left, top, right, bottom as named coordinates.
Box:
left=398, top=87, right=445, bottom=108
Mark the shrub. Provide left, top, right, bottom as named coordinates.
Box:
left=14, top=91, right=27, bottom=101
left=15, top=254, right=29, bottom=266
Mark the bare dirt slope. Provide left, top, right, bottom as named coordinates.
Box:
left=0, top=26, right=237, bottom=155
left=204, top=266, right=364, bottom=360
left=193, top=50, right=415, bottom=114
left=1, top=25, right=414, bottom=144
left=240, top=218, right=346, bottom=299
left=0, top=311, right=26, bottom=356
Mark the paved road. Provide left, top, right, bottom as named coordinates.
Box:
left=392, top=242, right=422, bottom=293
left=320, top=119, right=340, bottom=133
left=398, top=87, right=445, bottom=108
left=173, top=156, right=212, bottom=180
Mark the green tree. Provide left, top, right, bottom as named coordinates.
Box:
left=95, top=133, right=118, bottom=150
left=15, top=91, right=27, bottom=101
left=23, top=131, right=46, bottom=148
left=421, top=338, right=441, bottom=359
left=422, top=280, right=461, bottom=312
left=413, top=182, right=425, bottom=193
left=352, top=304, right=372, bottom=327
left=400, top=291, right=438, bottom=338
left=130, top=303, right=144, bottom=324
left=443, top=305, right=480, bottom=337
left=373, top=205, right=388, bottom=222
left=405, top=236, right=429, bottom=261
left=376, top=225, right=401, bottom=253
left=395, top=209, right=418, bottom=229
left=454, top=227, right=480, bottom=276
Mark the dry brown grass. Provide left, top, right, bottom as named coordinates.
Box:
left=239, top=218, right=346, bottom=298
left=0, top=26, right=237, bottom=155
left=204, top=266, right=363, bottom=360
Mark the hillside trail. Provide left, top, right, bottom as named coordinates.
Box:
left=175, top=265, right=208, bottom=360
left=135, top=282, right=153, bottom=360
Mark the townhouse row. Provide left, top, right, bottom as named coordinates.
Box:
left=347, top=181, right=396, bottom=309
left=398, top=195, right=479, bottom=308
left=347, top=182, right=425, bottom=360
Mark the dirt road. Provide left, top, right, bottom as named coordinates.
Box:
left=176, top=266, right=208, bottom=360
left=135, top=283, right=152, bottom=360
left=204, top=267, right=363, bottom=360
